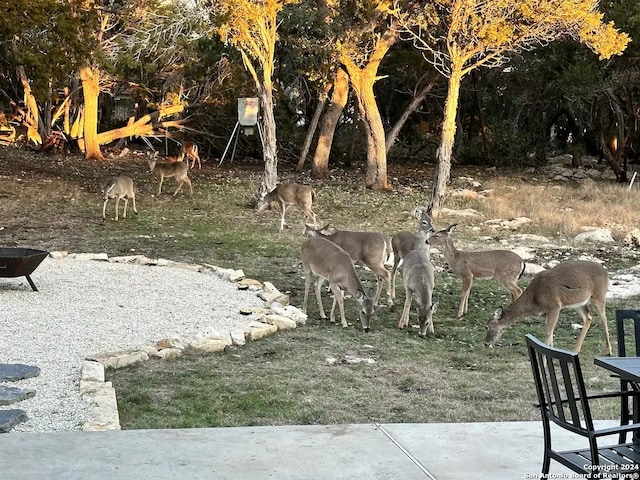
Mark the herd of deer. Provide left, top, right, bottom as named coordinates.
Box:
left=101, top=142, right=201, bottom=221
left=256, top=182, right=613, bottom=355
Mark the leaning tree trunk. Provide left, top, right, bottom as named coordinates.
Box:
left=428, top=66, right=462, bottom=213
left=386, top=79, right=435, bottom=154
left=350, top=69, right=389, bottom=190
left=260, top=79, right=278, bottom=193
left=297, top=83, right=330, bottom=172
left=79, top=65, right=103, bottom=160
left=311, top=67, right=349, bottom=179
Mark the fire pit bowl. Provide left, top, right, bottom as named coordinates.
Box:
left=0, top=248, right=49, bottom=291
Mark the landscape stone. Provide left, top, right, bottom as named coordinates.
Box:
left=0, top=363, right=41, bottom=382
left=0, top=409, right=28, bottom=433
left=0, top=386, right=36, bottom=406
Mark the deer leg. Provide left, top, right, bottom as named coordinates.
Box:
left=458, top=275, right=473, bottom=318
left=330, top=284, right=347, bottom=327
left=173, top=179, right=183, bottom=196
left=302, top=271, right=311, bottom=314
left=279, top=203, right=288, bottom=231
left=591, top=300, right=612, bottom=355
left=185, top=176, right=193, bottom=196
left=573, top=305, right=594, bottom=353
left=102, top=199, right=108, bottom=221
left=157, top=176, right=164, bottom=196
left=131, top=194, right=138, bottom=215
left=314, top=277, right=327, bottom=320
left=122, top=197, right=128, bottom=219
left=399, top=288, right=412, bottom=329
left=544, top=309, right=561, bottom=347
left=114, top=198, right=120, bottom=221
left=501, top=278, right=523, bottom=302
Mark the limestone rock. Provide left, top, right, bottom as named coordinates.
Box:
left=624, top=228, right=640, bottom=247
left=0, top=386, right=36, bottom=406
left=270, top=303, right=308, bottom=325
left=81, top=360, right=105, bottom=383
left=0, top=363, right=40, bottom=382
left=260, top=314, right=297, bottom=331
left=191, top=338, right=228, bottom=353
left=157, top=348, right=183, bottom=360
left=88, top=351, right=149, bottom=369
left=258, top=282, right=290, bottom=306
left=48, top=251, right=68, bottom=259
left=245, top=321, right=278, bottom=341
left=156, top=338, right=184, bottom=350
left=230, top=330, right=247, bottom=346
left=0, top=409, right=28, bottom=432
left=574, top=228, right=614, bottom=245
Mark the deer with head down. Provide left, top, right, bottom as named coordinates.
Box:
left=256, top=183, right=317, bottom=232
left=484, top=259, right=612, bottom=355
left=427, top=224, right=525, bottom=318
left=304, top=224, right=393, bottom=307
left=101, top=176, right=138, bottom=221
left=391, top=206, right=435, bottom=303
left=178, top=141, right=201, bottom=169
left=148, top=153, right=193, bottom=197
left=301, top=233, right=375, bottom=331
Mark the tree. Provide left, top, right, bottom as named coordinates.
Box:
left=213, top=0, right=298, bottom=195
left=402, top=0, right=630, bottom=212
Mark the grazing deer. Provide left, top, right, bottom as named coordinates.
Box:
left=427, top=224, right=524, bottom=318
left=148, top=156, right=192, bottom=197
left=301, top=235, right=375, bottom=331
left=101, top=176, right=138, bottom=221
left=398, top=248, right=437, bottom=337
left=304, top=224, right=393, bottom=307
left=178, top=141, right=201, bottom=169
left=485, top=260, right=612, bottom=355
left=257, top=183, right=317, bottom=231
left=391, top=207, right=435, bottom=302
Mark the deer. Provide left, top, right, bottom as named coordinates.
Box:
left=304, top=224, right=393, bottom=307
left=178, top=141, right=201, bottom=169
left=426, top=224, right=525, bottom=318
left=301, top=234, right=375, bottom=331
left=148, top=154, right=193, bottom=197
left=398, top=247, right=438, bottom=337
left=256, top=183, right=317, bottom=232
left=101, top=175, right=138, bottom=221
left=484, top=259, right=612, bottom=355
left=391, top=207, right=435, bottom=303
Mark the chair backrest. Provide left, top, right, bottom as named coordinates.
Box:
left=616, top=310, right=640, bottom=357
left=525, top=334, right=595, bottom=435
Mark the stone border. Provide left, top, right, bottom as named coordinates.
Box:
left=49, top=252, right=308, bottom=432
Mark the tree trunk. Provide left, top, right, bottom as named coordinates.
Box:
left=297, top=83, right=330, bottom=172
left=428, top=66, right=463, bottom=212
left=386, top=79, right=435, bottom=154
left=79, top=65, right=103, bottom=160
left=311, top=67, right=349, bottom=179
left=260, top=80, right=278, bottom=193
left=17, top=66, right=42, bottom=146
left=350, top=70, right=389, bottom=190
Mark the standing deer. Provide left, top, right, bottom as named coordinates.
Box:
left=398, top=247, right=437, bottom=337
left=148, top=156, right=192, bottom=197
left=301, top=234, right=375, bottom=331
left=391, top=207, right=435, bottom=302
left=484, top=260, right=612, bottom=355
left=101, top=176, right=138, bottom=221
left=257, top=184, right=317, bottom=232
left=178, top=141, right=201, bottom=169
left=304, top=224, right=393, bottom=307
left=427, top=224, right=524, bottom=318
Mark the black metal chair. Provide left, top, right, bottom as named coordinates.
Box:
left=616, top=310, right=640, bottom=443
left=526, top=334, right=640, bottom=478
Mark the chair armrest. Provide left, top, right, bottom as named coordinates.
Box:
left=592, top=422, right=640, bottom=438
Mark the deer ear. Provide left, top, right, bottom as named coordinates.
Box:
left=492, top=307, right=503, bottom=321
left=448, top=224, right=458, bottom=233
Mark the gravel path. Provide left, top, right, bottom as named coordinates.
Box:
left=0, top=256, right=266, bottom=433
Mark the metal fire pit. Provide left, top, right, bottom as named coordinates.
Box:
left=0, top=248, right=49, bottom=291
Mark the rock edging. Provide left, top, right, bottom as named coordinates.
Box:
left=59, top=252, right=307, bottom=432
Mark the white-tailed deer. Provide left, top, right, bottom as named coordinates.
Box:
left=427, top=224, right=524, bottom=318
left=301, top=235, right=375, bottom=331
left=485, top=260, right=612, bottom=355
left=178, top=141, right=201, bottom=169
left=391, top=207, right=435, bottom=302
left=398, top=248, right=437, bottom=337
left=101, top=176, right=137, bottom=221
left=304, top=224, right=393, bottom=307
left=148, top=156, right=192, bottom=197
left=257, top=183, right=317, bottom=231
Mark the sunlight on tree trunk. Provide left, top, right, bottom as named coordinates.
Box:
left=428, top=67, right=461, bottom=213
left=311, top=68, right=349, bottom=179
left=79, top=66, right=103, bottom=160
left=261, top=80, right=278, bottom=192
left=297, top=83, right=330, bottom=172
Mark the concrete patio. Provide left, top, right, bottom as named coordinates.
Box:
left=0, top=420, right=619, bottom=479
